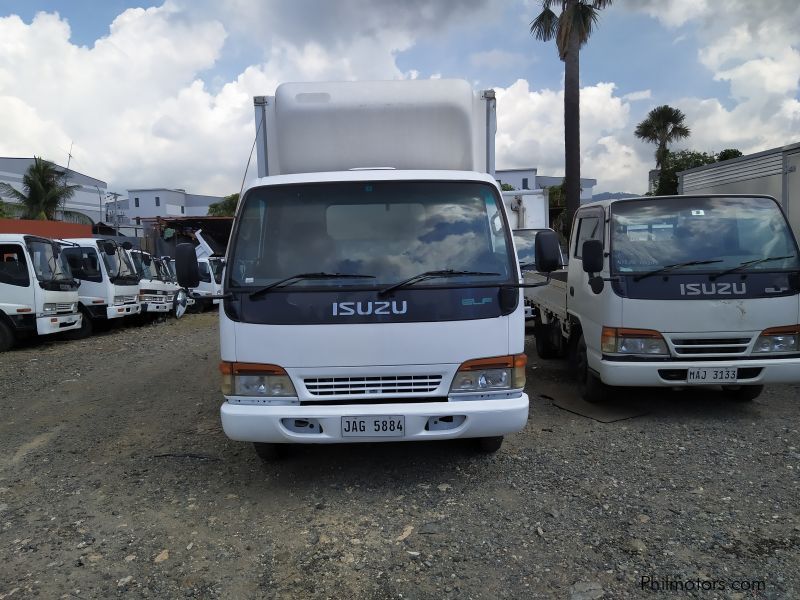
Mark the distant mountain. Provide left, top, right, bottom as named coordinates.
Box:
left=591, top=192, right=641, bottom=201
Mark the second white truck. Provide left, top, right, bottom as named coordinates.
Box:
left=526, top=194, right=800, bottom=402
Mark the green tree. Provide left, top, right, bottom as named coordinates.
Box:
left=207, top=193, right=239, bottom=217
left=500, top=183, right=516, bottom=191
left=717, top=148, right=743, bottom=162
left=655, top=150, right=716, bottom=195
left=634, top=105, right=691, bottom=170
left=530, top=0, right=612, bottom=225
left=0, top=157, right=77, bottom=220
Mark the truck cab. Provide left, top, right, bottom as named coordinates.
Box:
left=0, top=234, right=82, bottom=351
left=61, top=238, right=142, bottom=336
left=528, top=194, right=800, bottom=402
left=128, top=249, right=179, bottom=317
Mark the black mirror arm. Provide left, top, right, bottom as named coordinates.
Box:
left=514, top=273, right=553, bottom=289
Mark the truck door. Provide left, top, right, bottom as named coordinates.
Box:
left=567, top=207, right=606, bottom=342
left=0, top=243, right=32, bottom=312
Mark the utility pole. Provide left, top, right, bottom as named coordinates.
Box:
left=106, top=192, right=122, bottom=236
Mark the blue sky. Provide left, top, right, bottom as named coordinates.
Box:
left=0, top=0, right=798, bottom=195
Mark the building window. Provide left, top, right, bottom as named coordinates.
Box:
left=135, top=217, right=141, bottom=225
left=155, top=196, right=160, bottom=207
left=181, top=206, right=185, bottom=214
left=134, top=197, right=139, bottom=208
left=522, top=178, right=529, bottom=189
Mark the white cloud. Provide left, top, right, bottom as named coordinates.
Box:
left=622, top=90, right=652, bottom=102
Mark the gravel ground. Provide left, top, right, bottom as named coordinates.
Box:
left=0, top=313, right=798, bottom=599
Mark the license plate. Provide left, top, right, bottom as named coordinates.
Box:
left=686, top=367, right=738, bottom=384
left=341, top=416, right=405, bottom=437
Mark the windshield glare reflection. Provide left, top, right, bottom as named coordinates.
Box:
left=611, top=197, right=799, bottom=273
left=228, top=181, right=513, bottom=288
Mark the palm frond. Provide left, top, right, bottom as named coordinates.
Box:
left=0, top=182, right=27, bottom=203
left=530, top=7, right=559, bottom=42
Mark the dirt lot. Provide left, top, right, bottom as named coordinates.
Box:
left=0, top=313, right=798, bottom=599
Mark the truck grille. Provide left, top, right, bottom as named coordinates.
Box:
left=304, top=375, right=443, bottom=397
left=120, top=295, right=138, bottom=304
left=55, top=303, right=74, bottom=313
left=669, top=336, right=752, bottom=356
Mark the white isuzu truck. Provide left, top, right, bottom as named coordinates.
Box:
left=61, top=238, right=142, bottom=336
left=0, top=234, right=82, bottom=351
left=525, top=194, right=800, bottom=403
left=176, top=79, right=560, bottom=460
left=128, top=249, right=179, bottom=317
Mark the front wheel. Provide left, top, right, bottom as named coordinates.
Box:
left=476, top=436, right=504, bottom=453
left=576, top=334, right=608, bottom=404
left=533, top=318, right=561, bottom=359
left=253, top=442, right=288, bottom=462
left=63, top=309, right=93, bottom=340
left=0, top=320, right=15, bottom=352
left=722, top=385, right=763, bottom=402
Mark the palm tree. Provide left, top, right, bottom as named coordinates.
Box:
left=0, top=156, right=78, bottom=220
left=530, top=0, right=612, bottom=223
left=634, top=105, right=691, bottom=170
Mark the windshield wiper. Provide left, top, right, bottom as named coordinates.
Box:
left=632, top=259, right=723, bottom=282
left=709, top=255, right=796, bottom=281
left=378, top=269, right=500, bottom=296
left=249, top=272, right=375, bottom=298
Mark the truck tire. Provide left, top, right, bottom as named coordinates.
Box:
left=0, top=320, right=15, bottom=352
left=577, top=334, right=608, bottom=403
left=476, top=436, right=504, bottom=453
left=722, top=385, right=763, bottom=402
left=63, top=308, right=93, bottom=340
left=253, top=442, right=287, bottom=461
left=533, top=318, right=560, bottom=359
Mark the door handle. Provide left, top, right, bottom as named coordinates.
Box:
left=569, top=286, right=574, bottom=297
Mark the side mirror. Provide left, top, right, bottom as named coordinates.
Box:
left=122, top=241, right=133, bottom=251
left=533, top=230, right=561, bottom=273
left=103, top=242, right=116, bottom=256
left=175, top=243, right=200, bottom=288
left=582, top=239, right=604, bottom=274
left=143, top=254, right=152, bottom=266
left=589, top=276, right=604, bottom=294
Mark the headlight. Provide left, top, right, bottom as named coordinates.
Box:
left=753, top=325, right=800, bottom=354
left=450, top=354, right=526, bottom=393
left=601, top=327, right=668, bottom=355
left=113, top=296, right=125, bottom=305
left=219, top=362, right=297, bottom=397
left=42, top=303, right=57, bottom=313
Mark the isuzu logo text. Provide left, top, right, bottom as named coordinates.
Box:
left=679, top=282, right=746, bottom=296
left=332, top=301, right=408, bottom=316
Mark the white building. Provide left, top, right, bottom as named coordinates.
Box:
left=0, top=157, right=107, bottom=224
left=106, top=188, right=224, bottom=226
left=495, top=168, right=596, bottom=204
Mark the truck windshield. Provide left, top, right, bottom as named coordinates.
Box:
left=611, top=196, right=800, bottom=274
left=209, top=257, right=224, bottom=284
left=101, top=244, right=138, bottom=283
left=26, top=240, right=72, bottom=282
left=228, top=181, right=513, bottom=289
left=130, top=252, right=159, bottom=281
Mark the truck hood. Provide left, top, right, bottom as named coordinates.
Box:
left=224, top=316, right=517, bottom=368
left=622, top=295, right=800, bottom=334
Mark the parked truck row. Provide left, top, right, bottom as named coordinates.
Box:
left=0, top=233, right=213, bottom=351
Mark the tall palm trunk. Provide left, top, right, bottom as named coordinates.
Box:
left=563, top=5, right=581, bottom=225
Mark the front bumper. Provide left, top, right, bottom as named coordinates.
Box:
left=220, top=394, right=529, bottom=444
left=36, top=312, right=82, bottom=335
left=598, top=357, right=800, bottom=387
left=142, top=302, right=171, bottom=314
left=106, top=303, right=141, bottom=319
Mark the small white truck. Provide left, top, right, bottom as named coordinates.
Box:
left=61, top=238, right=142, bottom=336
left=175, top=79, right=561, bottom=460
left=0, top=233, right=82, bottom=350
left=525, top=194, right=800, bottom=402
left=191, top=231, right=225, bottom=310
left=128, top=249, right=179, bottom=317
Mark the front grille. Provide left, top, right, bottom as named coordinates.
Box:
left=55, top=303, right=74, bottom=313
left=304, top=375, right=443, bottom=397
left=670, top=337, right=752, bottom=356
left=300, top=396, right=448, bottom=406
left=120, top=295, right=138, bottom=304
